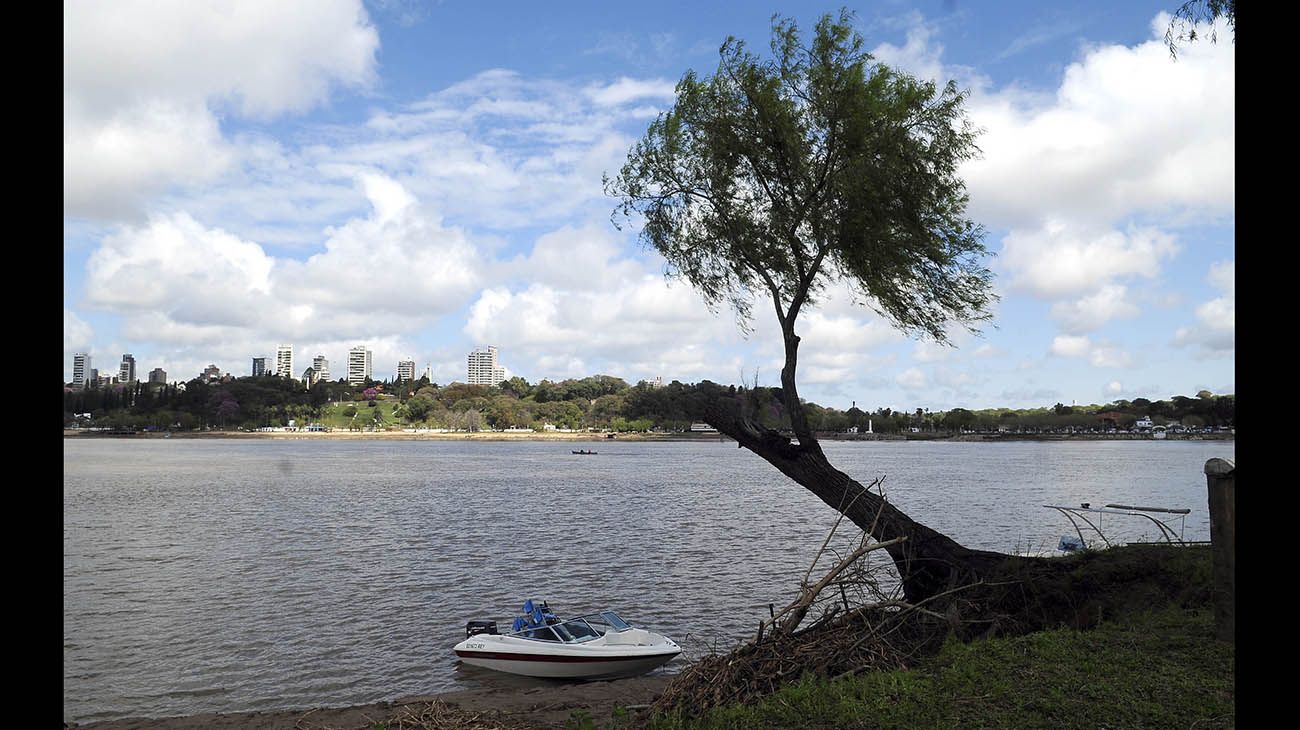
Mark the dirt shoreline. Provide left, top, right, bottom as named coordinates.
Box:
left=68, top=674, right=674, bottom=730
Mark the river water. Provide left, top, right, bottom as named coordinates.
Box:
left=63, top=438, right=1233, bottom=723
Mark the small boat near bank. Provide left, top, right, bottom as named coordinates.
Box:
left=453, top=600, right=680, bottom=679
left=1045, top=502, right=1195, bottom=553
left=572, top=449, right=597, bottom=455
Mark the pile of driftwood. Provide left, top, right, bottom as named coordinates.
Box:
left=652, top=480, right=967, bottom=718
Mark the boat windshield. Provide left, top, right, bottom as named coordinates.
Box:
left=506, top=610, right=635, bottom=643
left=580, top=611, right=632, bottom=633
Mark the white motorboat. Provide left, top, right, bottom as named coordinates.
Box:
left=453, top=600, right=680, bottom=679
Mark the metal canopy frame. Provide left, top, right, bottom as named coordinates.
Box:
left=1044, top=503, right=1189, bottom=549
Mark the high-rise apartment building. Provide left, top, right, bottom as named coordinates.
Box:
left=148, top=368, right=167, bottom=384
left=119, top=354, right=137, bottom=384
left=252, top=357, right=266, bottom=377
left=347, top=346, right=372, bottom=386
left=312, top=355, right=330, bottom=383
left=467, top=346, right=505, bottom=386
left=73, top=353, right=91, bottom=389
left=396, top=359, right=416, bottom=382
left=202, top=364, right=222, bottom=382
left=276, top=344, right=294, bottom=378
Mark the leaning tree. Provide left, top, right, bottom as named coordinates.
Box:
left=607, top=11, right=1034, bottom=608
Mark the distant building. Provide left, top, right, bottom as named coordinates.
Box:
left=119, top=354, right=137, bottom=384
left=467, top=346, right=505, bottom=386
left=312, top=355, right=330, bottom=383
left=347, top=346, right=372, bottom=386
left=252, top=357, right=266, bottom=377
left=96, top=373, right=114, bottom=388
left=423, top=364, right=432, bottom=381
left=396, top=359, right=416, bottom=382
left=73, top=353, right=91, bottom=389
left=202, top=364, right=222, bottom=382
left=276, top=344, right=294, bottom=378
left=148, top=368, right=167, bottom=384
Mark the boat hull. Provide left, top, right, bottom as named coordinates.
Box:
left=454, top=647, right=679, bottom=679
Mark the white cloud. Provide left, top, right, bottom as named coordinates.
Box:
left=896, top=367, right=927, bottom=390
left=1105, top=380, right=1123, bottom=396
left=1088, top=345, right=1132, bottom=368
left=584, top=77, right=676, bottom=106
left=1173, top=259, right=1234, bottom=355
left=1000, top=221, right=1178, bottom=299
left=1049, top=335, right=1132, bottom=368
left=64, top=0, right=379, bottom=220
left=85, top=212, right=275, bottom=328
left=1049, top=284, right=1140, bottom=334
left=913, top=340, right=951, bottom=363
left=65, top=310, right=94, bottom=353
left=82, top=176, right=483, bottom=351
left=1050, top=335, right=1092, bottom=358
left=962, top=13, right=1234, bottom=228
left=1207, top=259, right=1235, bottom=294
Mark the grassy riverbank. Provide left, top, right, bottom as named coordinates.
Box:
left=637, top=605, right=1232, bottom=729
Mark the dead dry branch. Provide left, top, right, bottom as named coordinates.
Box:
left=649, top=477, right=977, bottom=719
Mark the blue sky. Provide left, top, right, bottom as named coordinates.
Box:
left=63, top=0, right=1234, bottom=412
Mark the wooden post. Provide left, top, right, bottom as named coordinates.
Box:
left=1205, top=457, right=1235, bottom=643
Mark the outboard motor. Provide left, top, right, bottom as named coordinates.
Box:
left=465, top=620, right=498, bottom=638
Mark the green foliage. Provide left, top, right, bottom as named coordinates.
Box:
left=404, top=395, right=434, bottom=422
left=608, top=10, right=994, bottom=344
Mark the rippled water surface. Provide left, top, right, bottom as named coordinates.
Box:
left=64, top=438, right=1234, bottom=722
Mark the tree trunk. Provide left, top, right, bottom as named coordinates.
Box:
left=697, top=384, right=1025, bottom=604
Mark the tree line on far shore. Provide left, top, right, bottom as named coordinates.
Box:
left=62, top=373, right=1236, bottom=434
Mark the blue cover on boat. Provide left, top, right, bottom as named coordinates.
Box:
left=1058, top=535, right=1086, bottom=551
left=532, top=608, right=543, bottom=624
left=512, top=616, right=526, bottom=632
left=523, top=599, right=535, bottom=615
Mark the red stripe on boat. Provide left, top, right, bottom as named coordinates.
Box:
left=455, top=650, right=679, bottom=663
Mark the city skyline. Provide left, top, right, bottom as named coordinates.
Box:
left=63, top=1, right=1233, bottom=411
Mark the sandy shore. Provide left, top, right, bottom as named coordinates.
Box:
left=68, top=674, right=674, bottom=729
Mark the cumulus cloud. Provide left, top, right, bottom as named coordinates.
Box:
left=64, top=0, right=379, bottom=219
left=1000, top=221, right=1178, bottom=299
left=85, top=212, right=275, bottom=329
left=1049, top=335, right=1132, bottom=368
left=82, top=176, right=483, bottom=351
left=1050, top=335, right=1092, bottom=358
left=1049, top=284, right=1141, bottom=334
left=896, top=367, right=927, bottom=390
left=1173, top=259, right=1234, bottom=355
left=962, top=13, right=1234, bottom=228
left=65, top=309, right=94, bottom=353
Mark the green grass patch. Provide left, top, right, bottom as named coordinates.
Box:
left=650, top=605, right=1233, bottom=729
left=320, top=400, right=404, bottom=429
